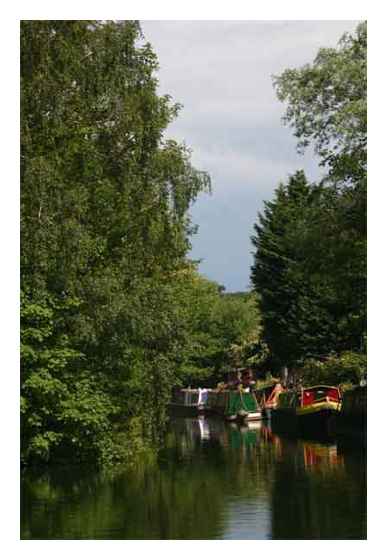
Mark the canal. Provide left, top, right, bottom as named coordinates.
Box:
left=21, top=417, right=366, bottom=539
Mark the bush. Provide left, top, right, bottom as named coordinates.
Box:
left=298, top=352, right=366, bottom=388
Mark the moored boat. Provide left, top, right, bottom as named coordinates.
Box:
left=207, top=388, right=262, bottom=422
left=271, top=385, right=341, bottom=436
left=254, top=380, right=284, bottom=419
left=169, top=388, right=210, bottom=416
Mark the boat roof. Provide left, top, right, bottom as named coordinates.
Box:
left=302, top=385, right=339, bottom=390
left=178, top=388, right=212, bottom=392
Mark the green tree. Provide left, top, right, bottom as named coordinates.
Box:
left=171, top=270, right=265, bottom=385
left=274, top=22, right=366, bottom=191
left=21, top=20, right=210, bottom=464
left=251, top=172, right=335, bottom=367
left=251, top=23, right=366, bottom=374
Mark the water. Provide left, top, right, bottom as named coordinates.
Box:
left=21, top=417, right=366, bottom=539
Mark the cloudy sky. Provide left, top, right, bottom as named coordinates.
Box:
left=141, top=20, right=359, bottom=292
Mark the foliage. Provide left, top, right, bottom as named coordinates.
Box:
left=251, top=23, right=366, bottom=372
left=21, top=20, right=210, bottom=464
left=251, top=170, right=366, bottom=368
left=296, top=352, right=367, bottom=387
left=252, top=172, right=331, bottom=366
left=254, top=377, right=280, bottom=391
left=274, top=22, right=366, bottom=190
left=171, top=272, right=265, bottom=385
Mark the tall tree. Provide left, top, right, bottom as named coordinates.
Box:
left=251, top=172, right=336, bottom=367
left=251, top=23, right=366, bottom=371
left=21, top=21, right=210, bottom=464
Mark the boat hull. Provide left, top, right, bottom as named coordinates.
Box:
left=237, top=410, right=262, bottom=422
left=271, top=386, right=341, bottom=437
left=208, top=390, right=262, bottom=422
left=169, top=388, right=211, bottom=417
left=262, top=406, right=275, bottom=420
left=271, top=407, right=298, bottom=434
left=332, top=385, right=366, bottom=440
left=168, top=403, right=207, bottom=417
left=271, top=406, right=339, bottom=437
left=297, top=408, right=339, bottom=436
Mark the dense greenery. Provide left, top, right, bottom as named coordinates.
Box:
left=175, top=280, right=267, bottom=386
left=296, top=352, right=367, bottom=388
left=21, top=20, right=216, bottom=464
left=21, top=21, right=266, bottom=465
left=251, top=23, right=366, bottom=383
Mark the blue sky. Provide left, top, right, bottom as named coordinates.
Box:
left=141, top=20, right=359, bottom=292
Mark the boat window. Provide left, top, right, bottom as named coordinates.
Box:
left=302, top=391, right=315, bottom=405
left=304, top=387, right=340, bottom=402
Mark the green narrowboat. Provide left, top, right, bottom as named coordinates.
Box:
left=207, top=389, right=262, bottom=422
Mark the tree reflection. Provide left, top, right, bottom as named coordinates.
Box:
left=21, top=418, right=366, bottom=539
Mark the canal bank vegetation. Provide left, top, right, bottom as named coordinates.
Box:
left=251, top=22, right=366, bottom=388
left=20, top=21, right=267, bottom=466
left=176, top=284, right=268, bottom=386
left=21, top=20, right=214, bottom=465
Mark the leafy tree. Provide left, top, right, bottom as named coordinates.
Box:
left=274, top=22, right=366, bottom=298
left=21, top=20, right=210, bottom=464
left=251, top=23, right=366, bottom=375
left=296, top=352, right=367, bottom=387
left=171, top=270, right=265, bottom=386
left=274, top=22, right=366, bottom=191
left=214, top=292, right=267, bottom=372
left=251, top=169, right=366, bottom=370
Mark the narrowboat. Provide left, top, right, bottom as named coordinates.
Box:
left=271, top=385, right=341, bottom=436
left=207, top=388, right=262, bottom=422
left=254, top=381, right=284, bottom=419
left=169, top=388, right=210, bottom=416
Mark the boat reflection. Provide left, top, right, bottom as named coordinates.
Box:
left=302, top=441, right=344, bottom=471
left=172, top=417, right=347, bottom=475
left=22, top=416, right=366, bottom=539
left=169, top=416, right=264, bottom=452
left=260, top=422, right=344, bottom=473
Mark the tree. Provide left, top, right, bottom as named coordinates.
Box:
left=251, top=169, right=366, bottom=370
left=171, top=270, right=265, bottom=386
left=251, top=23, right=367, bottom=373
left=21, top=21, right=210, bottom=464
left=252, top=172, right=333, bottom=367
left=274, top=22, right=366, bottom=191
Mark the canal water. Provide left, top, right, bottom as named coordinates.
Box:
left=21, top=417, right=366, bottom=539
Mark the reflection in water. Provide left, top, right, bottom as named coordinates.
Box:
left=21, top=417, right=366, bottom=539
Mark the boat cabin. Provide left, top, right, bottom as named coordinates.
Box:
left=301, top=386, right=341, bottom=407
left=278, top=385, right=341, bottom=409
left=256, top=381, right=283, bottom=408
left=171, top=388, right=209, bottom=408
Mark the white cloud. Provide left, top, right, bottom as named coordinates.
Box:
left=141, top=20, right=361, bottom=291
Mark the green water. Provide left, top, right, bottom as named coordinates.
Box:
left=21, top=417, right=366, bottom=539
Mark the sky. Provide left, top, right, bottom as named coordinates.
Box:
left=141, top=20, right=359, bottom=292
